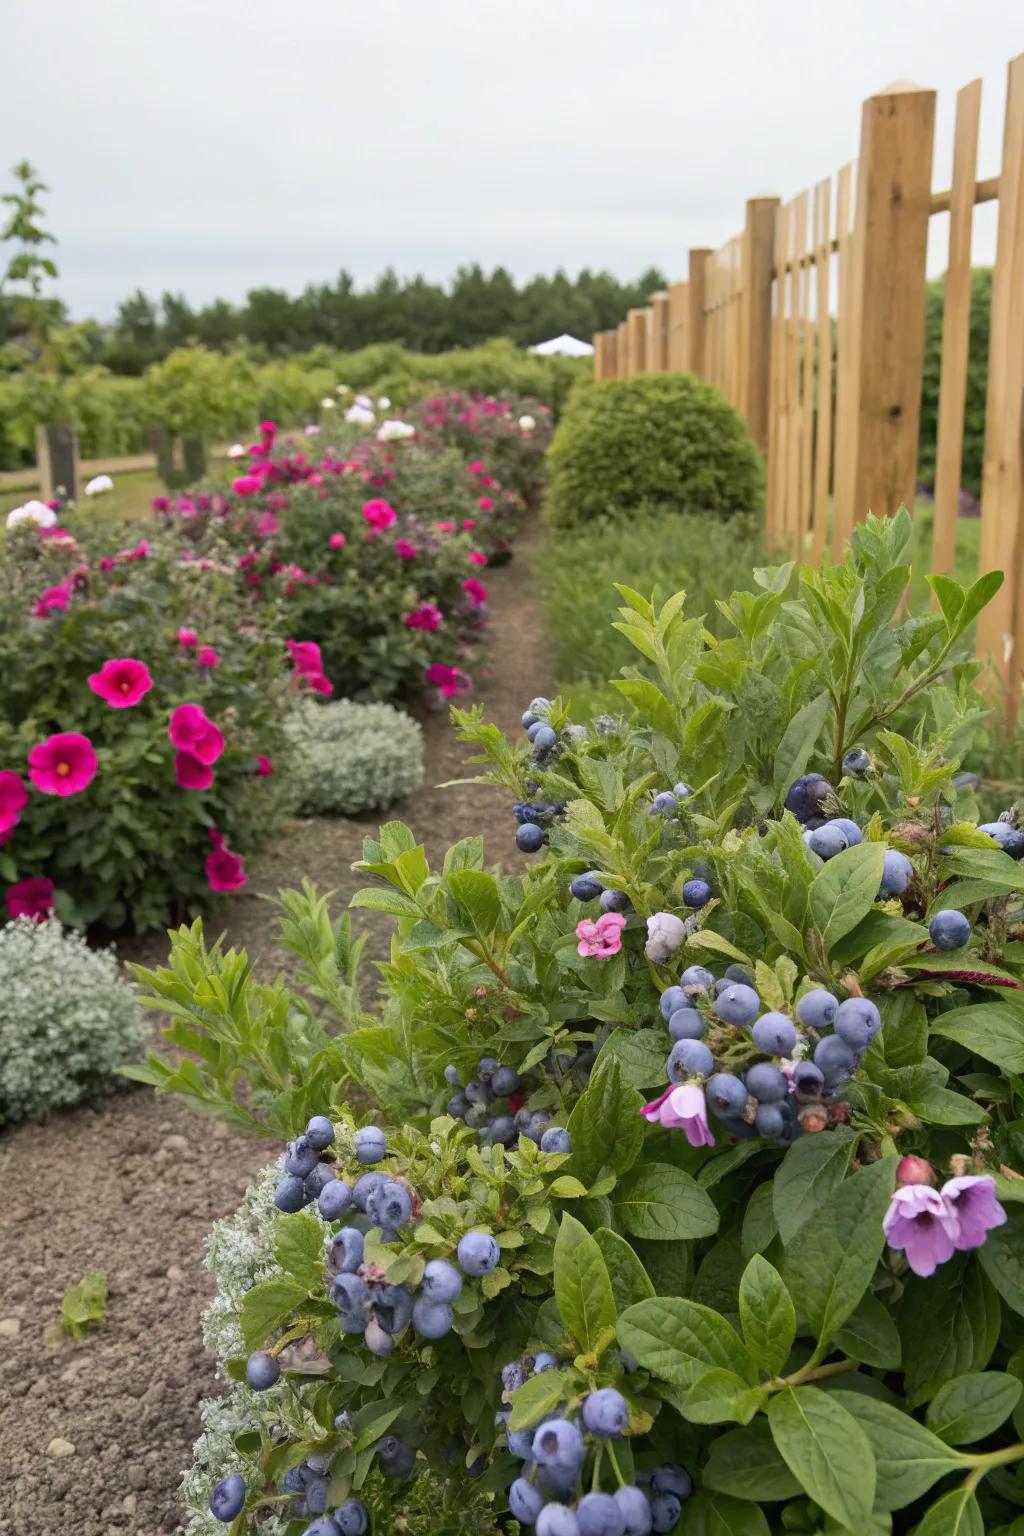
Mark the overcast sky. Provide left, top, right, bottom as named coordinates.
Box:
left=3, top=0, right=1020, bottom=321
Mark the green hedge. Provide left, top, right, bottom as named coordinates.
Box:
left=544, top=372, right=764, bottom=529
left=918, top=267, right=991, bottom=496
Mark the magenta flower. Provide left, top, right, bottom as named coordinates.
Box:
left=196, top=644, right=220, bottom=669
left=205, top=843, right=247, bottom=891
left=467, top=551, right=488, bottom=566
left=33, top=584, right=70, bottom=617
left=883, top=1185, right=959, bottom=1277
left=168, top=704, right=224, bottom=765
left=462, top=518, right=476, bottom=529
left=641, top=1083, right=715, bottom=1148
left=232, top=475, right=263, bottom=496
left=940, top=1175, right=1007, bottom=1249
left=576, top=912, right=627, bottom=958
left=255, top=755, right=273, bottom=776
left=394, top=539, right=417, bottom=559
left=28, top=733, right=98, bottom=797
left=362, top=498, right=397, bottom=530
left=328, top=532, right=347, bottom=548
left=6, top=876, right=55, bottom=922
left=467, top=460, right=486, bottom=475
left=0, top=770, right=28, bottom=835
left=177, top=627, right=198, bottom=648
left=404, top=604, right=443, bottom=631
left=463, top=578, right=488, bottom=606
left=287, top=639, right=323, bottom=676
left=87, top=657, right=154, bottom=709
left=305, top=672, right=334, bottom=696
left=424, top=663, right=467, bottom=698
left=175, top=750, right=214, bottom=791
left=478, top=496, right=494, bottom=511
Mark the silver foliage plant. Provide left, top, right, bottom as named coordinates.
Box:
left=284, top=699, right=424, bottom=817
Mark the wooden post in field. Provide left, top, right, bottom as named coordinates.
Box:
left=667, top=280, right=689, bottom=370
left=741, top=196, right=780, bottom=449
left=834, top=81, right=936, bottom=541
left=35, top=423, right=79, bottom=502
left=977, top=53, right=1024, bottom=719
left=593, top=330, right=616, bottom=380
left=687, top=249, right=710, bottom=378
left=648, top=292, right=670, bottom=370
left=627, top=308, right=648, bottom=375
left=616, top=320, right=628, bottom=378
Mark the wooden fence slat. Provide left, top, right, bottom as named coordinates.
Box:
left=932, top=79, right=983, bottom=579
left=742, top=196, right=779, bottom=449
left=766, top=201, right=788, bottom=550
left=688, top=250, right=710, bottom=377
left=784, top=195, right=807, bottom=552
left=667, top=280, right=689, bottom=370
left=811, top=175, right=833, bottom=565
left=832, top=162, right=857, bottom=551
left=649, top=292, right=670, bottom=370
left=616, top=319, right=628, bottom=378
left=798, top=192, right=816, bottom=555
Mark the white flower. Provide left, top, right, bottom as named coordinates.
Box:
left=377, top=396, right=391, bottom=409
left=376, top=419, right=415, bottom=442
left=320, top=397, right=336, bottom=410
left=304, top=424, right=321, bottom=436
left=354, top=393, right=373, bottom=409
left=518, top=414, right=536, bottom=433
left=227, top=443, right=246, bottom=459
left=644, top=911, right=688, bottom=964
left=345, top=404, right=376, bottom=426
left=335, top=383, right=351, bottom=396
left=6, top=499, right=56, bottom=529
left=84, top=474, right=113, bottom=497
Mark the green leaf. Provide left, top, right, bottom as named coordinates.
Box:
left=738, top=1255, right=795, bottom=1377
left=597, top=1027, right=668, bottom=1090
left=447, top=869, right=502, bottom=935
left=617, top=1296, right=755, bottom=1389
left=783, top=1156, right=897, bottom=1347
left=926, top=1371, right=1022, bottom=1446
left=680, top=1490, right=771, bottom=1536
left=772, top=692, right=831, bottom=803
left=773, top=1127, right=858, bottom=1245
left=809, top=842, right=887, bottom=948
left=553, top=1213, right=616, bottom=1355
left=979, top=1204, right=1024, bottom=1315
left=274, top=1211, right=326, bottom=1290
left=507, top=1368, right=572, bottom=1431
left=593, top=1229, right=655, bottom=1312
left=701, top=1421, right=803, bottom=1502
left=240, top=1277, right=307, bottom=1351
left=834, top=1292, right=902, bottom=1368
left=684, top=1368, right=764, bottom=1425
left=614, top=1163, right=720, bottom=1241
left=349, top=887, right=422, bottom=917
left=767, top=1386, right=876, bottom=1530
left=565, top=1059, right=644, bottom=1184
left=59, top=1270, right=108, bottom=1339
left=931, top=999, right=1024, bottom=1074
left=829, top=1390, right=964, bottom=1511
left=913, top=1487, right=984, bottom=1536
left=901, top=1257, right=1001, bottom=1404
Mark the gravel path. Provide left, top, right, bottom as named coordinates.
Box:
left=0, top=519, right=553, bottom=1536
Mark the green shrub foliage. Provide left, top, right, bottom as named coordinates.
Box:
left=138, top=511, right=1024, bottom=1534
left=285, top=699, right=424, bottom=817
left=545, top=373, right=765, bottom=530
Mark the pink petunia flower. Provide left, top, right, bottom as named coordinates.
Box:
left=33, top=585, right=70, bottom=617
left=196, top=645, right=220, bottom=669
left=641, top=1083, right=715, bottom=1148
left=0, top=770, right=28, bottom=835
left=232, top=475, right=264, bottom=497
left=467, top=551, right=488, bottom=566
left=940, top=1175, right=1007, bottom=1249
left=394, top=539, right=417, bottom=559
left=287, top=640, right=323, bottom=676
left=433, top=520, right=456, bottom=533
left=206, top=843, right=247, bottom=892
left=461, top=518, right=476, bottom=530
left=575, top=912, right=627, bottom=958
left=6, top=875, right=55, bottom=922
left=255, top=512, right=280, bottom=537
left=478, top=496, right=494, bottom=511
left=28, top=732, right=98, bottom=797
left=462, top=578, right=488, bottom=606
left=87, top=657, right=154, bottom=709
left=168, top=704, right=224, bottom=765
left=883, top=1185, right=960, bottom=1277
left=177, top=627, right=198, bottom=648
left=255, top=755, right=273, bottom=776
left=328, top=532, right=347, bottom=549
left=404, top=603, right=443, bottom=631
left=362, top=498, right=397, bottom=530
left=305, top=672, right=334, bottom=695
left=467, top=460, right=486, bottom=475
left=175, top=750, right=214, bottom=791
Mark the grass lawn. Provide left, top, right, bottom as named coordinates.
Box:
left=1, top=468, right=163, bottom=527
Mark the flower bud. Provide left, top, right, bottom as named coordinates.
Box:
left=644, top=912, right=686, bottom=964
left=897, top=1154, right=934, bottom=1187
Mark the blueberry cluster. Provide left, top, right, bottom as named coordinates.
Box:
left=445, top=1056, right=579, bottom=1148
left=648, top=783, right=693, bottom=818
left=500, top=1380, right=690, bottom=1533
left=272, top=1113, right=341, bottom=1213
left=569, top=871, right=632, bottom=914
left=285, top=1462, right=370, bottom=1535
left=522, top=696, right=560, bottom=759
left=514, top=798, right=568, bottom=853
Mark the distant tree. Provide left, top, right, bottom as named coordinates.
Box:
left=0, top=160, right=62, bottom=358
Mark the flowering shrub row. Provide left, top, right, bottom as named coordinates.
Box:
left=139, top=510, right=1024, bottom=1534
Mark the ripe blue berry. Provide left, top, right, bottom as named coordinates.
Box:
left=367, top=1180, right=413, bottom=1230
left=615, top=1485, right=653, bottom=1535
left=352, top=1171, right=386, bottom=1210
left=706, top=1072, right=748, bottom=1117
left=796, top=989, right=838, bottom=1028
left=517, top=823, right=546, bottom=853
left=842, top=747, right=871, bottom=776
left=447, top=1092, right=469, bottom=1119
left=814, top=1034, right=857, bottom=1084
left=667, top=1038, right=714, bottom=1080
left=302, top=1519, right=342, bottom=1536
left=724, top=963, right=754, bottom=985
left=532, top=1417, right=585, bottom=1468
left=457, top=1230, right=500, bottom=1276
left=376, top=1435, right=415, bottom=1477
left=412, top=1296, right=453, bottom=1338
left=305, top=1115, right=335, bottom=1150
left=744, top=1062, right=788, bottom=1102
left=529, top=696, right=551, bottom=715
left=422, top=1258, right=462, bottom=1303
left=829, top=817, right=863, bottom=846
left=581, top=1386, right=629, bottom=1437
left=364, top=1315, right=395, bottom=1355
left=806, top=823, right=848, bottom=860
left=541, top=1126, right=572, bottom=1154
left=509, top=1477, right=545, bottom=1524
left=682, top=878, right=712, bottom=908
left=577, top=1491, right=628, bottom=1536
left=784, top=773, right=832, bottom=824
left=659, top=985, right=687, bottom=1020
left=508, top=1424, right=535, bottom=1459
left=538, top=1506, right=582, bottom=1536
left=532, top=1350, right=559, bottom=1371
left=751, top=1012, right=798, bottom=1055
left=444, top=1064, right=462, bottom=1087
left=502, top=1360, right=529, bottom=1393
left=489, top=1115, right=517, bottom=1146
left=328, top=1227, right=365, bottom=1274
left=714, top=983, right=760, bottom=1025
left=755, top=1102, right=787, bottom=1139
left=491, top=1065, right=520, bottom=1095
left=834, top=997, right=882, bottom=1051
left=274, top=1175, right=309, bottom=1212
left=284, top=1135, right=320, bottom=1178
left=354, top=1125, right=386, bottom=1164
left=879, top=849, right=914, bottom=897
left=793, top=1061, right=825, bottom=1096
left=246, top=1350, right=280, bottom=1391
left=650, top=1465, right=691, bottom=1500
left=930, top=909, right=971, bottom=950
left=600, top=888, right=631, bottom=913
left=522, top=710, right=539, bottom=729
left=334, top=1500, right=369, bottom=1536
left=533, top=725, right=557, bottom=752
left=668, top=1007, right=706, bottom=1041
left=979, top=821, right=1024, bottom=858
left=526, top=720, right=546, bottom=743
left=330, top=1272, right=371, bottom=1318
left=570, top=872, right=605, bottom=902
left=650, top=791, right=677, bottom=815
left=649, top=1493, right=682, bottom=1533
left=209, top=1472, right=246, bottom=1522
left=304, top=1163, right=336, bottom=1199
left=681, top=965, right=714, bottom=993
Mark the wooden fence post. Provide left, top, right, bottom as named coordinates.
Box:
left=740, top=196, right=779, bottom=449
left=667, top=280, right=689, bottom=370
left=687, top=249, right=710, bottom=378
left=648, top=292, right=670, bottom=370
left=35, top=423, right=78, bottom=502
left=616, top=320, right=628, bottom=378
left=834, top=81, right=936, bottom=540
left=626, top=308, right=648, bottom=375
left=976, top=52, right=1024, bottom=719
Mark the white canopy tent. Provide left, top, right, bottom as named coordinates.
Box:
left=528, top=334, right=594, bottom=358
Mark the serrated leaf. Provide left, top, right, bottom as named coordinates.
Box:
left=809, top=841, right=886, bottom=948
left=767, top=1386, right=875, bottom=1530
left=614, top=1163, right=720, bottom=1241
left=738, top=1256, right=795, bottom=1377
left=240, top=1277, right=307, bottom=1351
left=553, top=1213, right=616, bottom=1355
left=274, top=1210, right=326, bottom=1290
left=783, top=1156, right=896, bottom=1347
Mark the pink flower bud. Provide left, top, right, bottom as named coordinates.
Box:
left=897, top=1154, right=935, bottom=1187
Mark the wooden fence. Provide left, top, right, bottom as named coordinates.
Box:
left=592, top=54, right=1024, bottom=721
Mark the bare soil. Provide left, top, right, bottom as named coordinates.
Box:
left=0, top=519, right=552, bottom=1536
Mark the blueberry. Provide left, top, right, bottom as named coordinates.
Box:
left=305, top=1115, right=335, bottom=1150
left=529, top=696, right=551, bottom=715
left=793, top=1061, right=825, bottom=1096
left=465, top=1079, right=488, bottom=1104
left=375, top=1283, right=413, bottom=1333
left=649, top=1493, right=682, bottom=1533
left=246, top=1350, right=280, bottom=1391
left=526, top=721, right=546, bottom=743
left=829, top=817, right=863, bottom=846
left=334, top=1500, right=369, bottom=1536
left=447, top=1092, right=470, bottom=1120
left=979, top=822, right=1024, bottom=858
left=650, top=1466, right=691, bottom=1501
left=814, top=1034, right=857, bottom=1084
left=532, top=1416, right=585, bottom=1468
left=755, top=1102, right=787, bottom=1139
left=744, top=1062, right=788, bottom=1102
left=478, top=1056, right=498, bottom=1081
left=659, top=986, right=687, bottom=1020
left=807, top=823, right=848, bottom=861
left=600, top=888, right=631, bottom=913
left=305, top=1163, right=336, bottom=1199
left=412, top=1296, right=453, bottom=1338
left=509, top=1476, right=545, bottom=1524
left=465, top=1103, right=489, bottom=1129
left=285, top=1135, right=321, bottom=1178
left=571, top=872, right=605, bottom=902
left=444, top=1064, right=462, bottom=1087
left=705, top=1072, right=748, bottom=1117
left=274, top=1175, right=309, bottom=1212
left=784, top=773, right=833, bottom=824
left=581, top=1386, right=629, bottom=1437
left=682, top=879, right=712, bottom=908
left=650, top=791, right=677, bottom=815
left=352, top=1172, right=386, bottom=1210
left=368, top=1180, right=413, bottom=1229
left=577, top=1491, right=627, bottom=1536
left=667, top=1038, right=714, bottom=1080
left=714, top=983, right=760, bottom=1025
left=681, top=965, right=715, bottom=993
left=376, top=1435, right=416, bottom=1477
left=796, top=989, right=838, bottom=1028
left=489, top=1115, right=517, bottom=1146
left=517, top=823, right=546, bottom=853
left=457, top=1230, right=500, bottom=1275
left=209, top=1472, right=246, bottom=1522
left=668, top=1007, right=705, bottom=1041
left=533, top=726, right=557, bottom=752
left=522, top=711, right=539, bottom=729
left=508, top=1424, right=535, bottom=1459
left=842, top=747, right=871, bottom=777
left=953, top=771, right=979, bottom=789
left=532, top=1350, right=559, bottom=1372
left=751, top=1012, right=798, bottom=1055
left=834, top=997, right=882, bottom=1051
left=491, top=1065, right=520, bottom=1096
left=302, top=1519, right=342, bottom=1536
left=422, top=1258, right=462, bottom=1303
left=354, top=1125, right=386, bottom=1164
left=329, top=1227, right=365, bottom=1274
left=724, top=963, right=754, bottom=985
left=615, top=1485, right=653, bottom=1535
left=930, top=910, right=971, bottom=950
left=537, top=1506, right=582, bottom=1536
left=879, top=849, right=914, bottom=898
left=673, top=782, right=693, bottom=799
left=502, top=1360, right=529, bottom=1393
left=541, top=1126, right=572, bottom=1154
left=330, top=1272, right=371, bottom=1319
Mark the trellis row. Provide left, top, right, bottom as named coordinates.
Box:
left=592, top=54, right=1024, bottom=722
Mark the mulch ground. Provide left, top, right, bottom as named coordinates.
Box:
left=0, top=518, right=553, bottom=1536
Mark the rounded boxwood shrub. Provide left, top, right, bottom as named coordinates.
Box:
left=0, top=916, right=145, bottom=1123
left=285, top=698, right=424, bottom=816
left=545, top=372, right=764, bottom=528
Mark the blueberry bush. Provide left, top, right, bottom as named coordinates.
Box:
left=139, top=510, right=1024, bottom=1534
